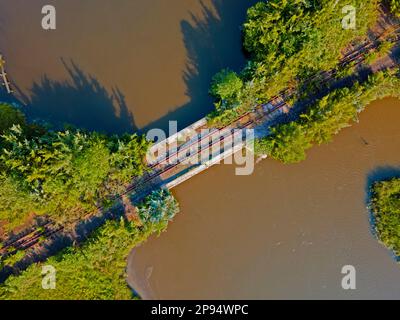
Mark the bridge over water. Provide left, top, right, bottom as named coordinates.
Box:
left=126, top=9, right=400, bottom=203
left=128, top=96, right=290, bottom=203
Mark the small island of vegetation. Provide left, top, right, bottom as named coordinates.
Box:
left=369, top=177, right=400, bottom=260
left=208, top=0, right=400, bottom=164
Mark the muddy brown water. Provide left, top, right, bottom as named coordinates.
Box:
left=128, top=97, right=400, bottom=299
left=1, top=0, right=400, bottom=299
left=0, top=0, right=255, bottom=133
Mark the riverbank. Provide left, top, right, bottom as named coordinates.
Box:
left=126, top=249, right=156, bottom=300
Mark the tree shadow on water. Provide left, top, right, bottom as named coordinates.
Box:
left=19, top=59, right=138, bottom=135
left=5, top=1, right=258, bottom=136
left=140, top=0, right=259, bottom=134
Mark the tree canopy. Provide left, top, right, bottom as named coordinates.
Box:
left=0, top=189, right=180, bottom=300
left=255, top=69, right=400, bottom=163
left=389, top=0, right=400, bottom=16
left=370, top=178, right=400, bottom=258
left=210, top=69, right=243, bottom=103
left=207, top=0, right=380, bottom=127
left=0, top=103, right=26, bottom=135
left=0, top=104, right=150, bottom=233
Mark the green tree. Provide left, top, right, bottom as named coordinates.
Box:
left=255, top=122, right=312, bottom=164
left=210, top=69, right=243, bottom=103
left=207, top=0, right=380, bottom=127
left=0, top=174, right=41, bottom=231
left=0, top=103, right=25, bottom=135
left=255, top=69, right=400, bottom=163
left=0, top=104, right=150, bottom=232
left=389, top=0, right=400, bottom=16
left=369, top=178, right=400, bottom=258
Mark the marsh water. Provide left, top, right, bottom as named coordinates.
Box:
left=1, top=0, right=400, bottom=299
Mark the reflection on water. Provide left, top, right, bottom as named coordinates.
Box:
left=128, top=98, right=400, bottom=299
left=365, top=166, right=400, bottom=260
left=20, top=59, right=135, bottom=134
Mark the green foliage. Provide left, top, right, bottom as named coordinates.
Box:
left=207, top=0, right=380, bottom=127
left=370, top=178, right=400, bottom=258
left=334, top=62, right=357, bottom=79
left=107, top=134, right=150, bottom=189
left=255, top=122, right=312, bottom=164
left=210, top=69, right=243, bottom=103
left=0, top=104, right=150, bottom=231
left=243, top=0, right=377, bottom=68
left=0, top=189, right=179, bottom=300
left=243, top=0, right=320, bottom=63
left=0, top=104, right=26, bottom=135
left=255, top=70, right=400, bottom=163
left=0, top=174, right=40, bottom=231
left=2, top=250, right=25, bottom=267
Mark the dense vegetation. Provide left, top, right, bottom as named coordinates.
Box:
left=369, top=178, right=400, bottom=258
left=0, top=189, right=179, bottom=300
left=0, top=102, right=179, bottom=300
left=0, top=104, right=150, bottom=232
left=1, top=0, right=398, bottom=300
left=255, top=69, right=400, bottom=163
left=207, top=0, right=380, bottom=127
left=389, top=0, right=400, bottom=16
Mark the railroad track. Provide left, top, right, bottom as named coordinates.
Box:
left=2, top=13, right=400, bottom=262
left=113, top=18, right=400, bottom=198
